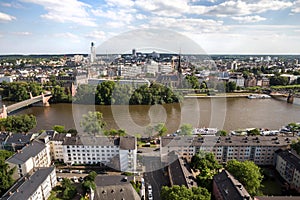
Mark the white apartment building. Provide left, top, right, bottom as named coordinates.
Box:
left=160, top=136, right=295, bottom=165
left=275, top=149, right=300, bottom=192
left=6, top=136, right=51, bottom=179
left=2, top=167, right=57, bottom=200
left=144, top=60, right=159, bottom=75
left=60, top=135, right=137, bottom=172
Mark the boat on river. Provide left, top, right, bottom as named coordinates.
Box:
left=247, top=94, right=271, bottom=99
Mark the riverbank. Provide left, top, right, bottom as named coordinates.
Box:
left=184, top=92, right=250, bottom=98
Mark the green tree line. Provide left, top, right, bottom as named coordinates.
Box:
left=74, top=81, right=180, bottom=105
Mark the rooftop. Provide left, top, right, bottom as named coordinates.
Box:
left=213, top=170, right=252, bottom=200
left=6, top=140, right=46, bottom=164
left=161, top=136, right=297, bottom=148
left=63, top=136, right=119, bottom=146
left=94, top=175, right=140, bottom=200
left=119, top=136, right=136, bottom=150
left=5, top=133, right=33, bottom=145
left=277, top=149, right=300, bottom=172
left=2, top=167, right=55, bottom=200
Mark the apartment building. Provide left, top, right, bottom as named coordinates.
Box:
left=2, top=167, right=57, bottom=200
left=59, top=135, right=136, bottom=172
left=6, top=136, right=51, bottom=179
left=275, top=149, right=300, bottom=192
left=49, top=133, right=68, bottom=161
left=160, top=136, right=295, bottom=165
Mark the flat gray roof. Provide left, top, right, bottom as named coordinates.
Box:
left=161, top=136, right=297, bottom=148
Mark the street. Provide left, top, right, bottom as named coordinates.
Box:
left=142, top=154, right=170, bottom=200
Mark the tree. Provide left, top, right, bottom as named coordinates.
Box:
left=184, top=75, right=200, bottom=89
left=291, top=138, right=300, bottom=154
left=288, top=122, right=300, bottom=137
left=80, top=111, right=106, bottom=136
left=248, top=128, right=260, bottom=136
left=0, top=114, right=36, bottom=133
left=226, top=160, right=263, bottom=196
left=154, top=123, right=167, bottom=136
left=51, top=85, right=71, bottom=103
left=179, top=124, right=193, bottom=135
left=190, top=152, right=221, bottom=190
left=161, top=185, right=210, bottom=200
left=61, top=178, right=76, bottom=199
left=270, top=76, right=289, bottom=86
left=53, top=125, right=66, bottom=133
left=226, top=81, right=237, bottom=92
left=104, top=129, right=127, bottom=137
left=0, top=150, right=15, bottom=195
left=82, top=171, right=97, bottom=193
left=0, top=159, right=15, bottom=195
left=216, top=130, right=227, bottom=136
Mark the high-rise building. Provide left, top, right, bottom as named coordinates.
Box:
left=90, top=42, right=96, bottom=63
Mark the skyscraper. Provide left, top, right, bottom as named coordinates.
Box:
left=90, top=42, right=96, bottom=63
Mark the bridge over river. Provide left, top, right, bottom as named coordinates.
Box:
left=0, top=92, right=52, bottom=118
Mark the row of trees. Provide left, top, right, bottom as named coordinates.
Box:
left=0, top=81, right=72, bottom=103
left=74, top=81, right=180, bottom=105
left=161, top=185, right=210, bottom=200
left=0, top=82, right=43, bottom=102
left=0, top=114, right=36, bottom=133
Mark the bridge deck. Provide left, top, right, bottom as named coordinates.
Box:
left=1, top=93, right=52, bottom=114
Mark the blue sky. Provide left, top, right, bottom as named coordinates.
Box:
left=0, top=0, right=300, bottom=54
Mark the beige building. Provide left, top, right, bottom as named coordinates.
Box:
left=160, top=136, right=295, bottom=165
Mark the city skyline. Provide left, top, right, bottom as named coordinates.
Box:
left=0, top=0, right=300, bottom=55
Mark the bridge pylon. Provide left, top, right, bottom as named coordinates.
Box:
left=0, top=105, right=7, bottom=119
left=42, top=93, right=51, bottom=107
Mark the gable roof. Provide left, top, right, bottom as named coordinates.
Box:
left=2, top=167, right=55, bottom=200
left=6, top=140, right=46, bottom=165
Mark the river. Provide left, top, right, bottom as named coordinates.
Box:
left=6, top=97, right=300, bottom=135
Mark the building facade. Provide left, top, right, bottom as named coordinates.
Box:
left=275, top=149, right=300, bottom=192
left=2, top=167, right=57, bottom=200
left=6, top=136, right=51, bottom=179
left=160, top=136, right=295, bottom=165
left=54, top=135, right=137, bottom=172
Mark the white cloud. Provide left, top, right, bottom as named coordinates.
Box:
left=0, top=12, right=16, bottom=22
left=85, top=30, right=106, bottom=40
left=204, top=0, right=293, bottom=17
left=92, top=8, right=135, bottom=24
left=149, top=17, right=226, bottom=33
left=135, top=0, right=190, bottom=17
left=21, top=0, right=96, bottom=27
left=105, top=0, right=134, bottom=8
left=12, top=31, right=32, bottom=35
left=54, top=32, right=81, bottom=43
left=291, top=0, right=300, bottom=13
left=136, top=13, right=147, bottom=20
left=232, top=15, right=267, bottom=23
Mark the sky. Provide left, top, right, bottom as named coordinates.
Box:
left=0, top=0, right=300, bottom=55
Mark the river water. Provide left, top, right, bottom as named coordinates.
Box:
left=8, top=97, right=300, bottom=135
